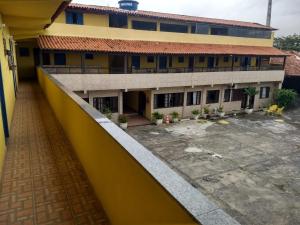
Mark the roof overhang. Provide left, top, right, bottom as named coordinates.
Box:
left=38, top=35, right=288, bottom=56
left=0, top=0, right=71, bottom=40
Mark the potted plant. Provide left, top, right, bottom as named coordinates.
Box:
left=217, top=105, right=225, bottom=117
left=118, top=114, right=128, bottom=129
left=191, top=109, right=200, bottom=120
left=152, top=112, right=164, bottom=125
left=171, top=112, right=179, bottom=123
left=244, top=87, right=258, bottom=114
left=203, top=106, right=210, bottom=119
left=103, top=108, right=112, bottom=120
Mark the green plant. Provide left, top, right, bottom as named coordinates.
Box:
left=203, top=106, right=210, bottom=114
left=192, top=109, right=200, bottom=115
left=118, top=114, right=128, bottom=123
left=103, top=108, right=112, bottom=119
left=152, top=112, right=164, bottom=120
left=244, top=87, right=258, bottom=97
left=217, top=105, right=224, bottom=113
left=171, top=111, right=179, bottom=119
left=274, top=89, right=298, bottom=108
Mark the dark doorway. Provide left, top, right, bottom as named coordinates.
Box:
left=138, top=91, right=146, bottom=116
left=241, top=56, right=250, bottom=68
left=109, top=55, right=125, bottom=74
left=188, top=56, right=194, bottom=70
left=0, top=63, right=9, bottom=137
left=159, top=56, right=167, bottom=70
left=241, top=93, right=248, bottom=109
left=132, top=56, right=140, bottom=70
left=208, top=56, right=215, bottom=68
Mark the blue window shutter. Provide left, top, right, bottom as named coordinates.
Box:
left=78, top=13, right=83, bottom=25
left=66, top=12, right=73, bottom=24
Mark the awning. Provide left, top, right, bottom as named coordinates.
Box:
left=38, top=35, right=287, bottom=56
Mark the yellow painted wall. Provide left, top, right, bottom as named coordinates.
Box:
left=0, top=15, right=16, bottom=134
left=55, top=11, right=109, bottom=27
left=16, top=40, right=37, bottom=79
left=47, top=23, right=274, bottom=47
left=0, top=105, right=6, bottom=177
left=37, top=67, right=197, bottom=225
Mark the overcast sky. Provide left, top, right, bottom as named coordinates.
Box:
left=72, top=0, right=300, bottom=36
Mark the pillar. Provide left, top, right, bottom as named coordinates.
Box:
left=182, top=89, right=187, bottom=118
left=118, top=91, right=123, bottom=115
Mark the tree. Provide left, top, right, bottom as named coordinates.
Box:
left=244, top=87, right=258, bottom=109
left=274, top=34, right=300, bottom=52
left=274, top=89, right=298, bottom=108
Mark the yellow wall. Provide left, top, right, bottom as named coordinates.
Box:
left=0, top=15, right=16, bottom=134
left=47, top=23, right=274, bottom=47
left=0, top=105, right=6, bottom=177
left=16, top=40, right=37, bottom=79
left=37, top=67, right=197, bottom=225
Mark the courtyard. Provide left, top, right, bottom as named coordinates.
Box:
left=127, top=106, right=300, bottom=225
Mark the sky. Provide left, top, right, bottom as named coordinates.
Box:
left=72, top=0, right=300, bottom=37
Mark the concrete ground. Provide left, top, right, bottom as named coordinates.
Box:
left=127, top=106, right=300, bottom=225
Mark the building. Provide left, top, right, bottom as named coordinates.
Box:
left=16, top=2, right=287, bottom=123
left=271, top=51, right=300, bottom=93
left=0, top=1, right=288, bottom=225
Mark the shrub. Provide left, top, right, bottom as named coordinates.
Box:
left=152, top=112, right=164, bottom=120
left=274, top=89, right=297, bottom=108
left=118, top=114, right=128, bottom=123
left=192, top=109, right=200, bottom=115
left=171, top=111, right=179, bottom=119
left=217, top=105, right=224, bottom=113
left=103, top=108, right=112, bottom=119
left=203, top=106, right=210, bottom=114
left=244, top=87, right=258, bottom=97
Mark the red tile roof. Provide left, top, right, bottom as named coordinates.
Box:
left=67, top=3, right=275, bottom=30
left=281, top=51, right=300, bottom=76
left=38, top=35, right=287, bottom=56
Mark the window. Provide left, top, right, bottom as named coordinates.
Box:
left=83, top=98, right=89, bottom=103
left=178, top=56, right=184, bottom=63
left=66, top=11, right=83, bottom=25
left=132, top=56, right=140, bottom=69
left=147, top=56, right=154, bottom=63
left=85, top=53, right=94, bottom=60
left=199, top=56, right=205, bottom=63
left=211, top=27, right=228, bottom=36
left=215, top=57, right=219, bottom=66
left=231, top=89, right=244, bottom=101
left=224, top=56, right=229, bottom=63
left=160, top=23, right=188, bottom=33
left=260, top=87, right=270, bottom=99
left=93, top=97, right=118, bottom=113
left=224, top=89, right=231, bottom=102
left=54, top=53, right=66, bottom=65
left=42, top=52, right=50, bottom=65
left=206, top=90, right=220, bottom=104
left=234, top=56, right=239, bottom=63
left=154, top=93, right=184, bottom=109
left=192, top=24, right=210, bottom=34
left=19, top=47, right=30, bottom=57
left=132, top=20, right=157, bottom=31
left=187, top=91, right=201, bottom=106
left=109, top=14, right=128, bottom=28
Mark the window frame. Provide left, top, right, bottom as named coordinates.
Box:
left=154, top=93, right=184, bottom=109
left=187, top=91, right=201, bottom=106
left=260, top=87, right=270, bottom=99
left=224, top=89, right=231, bottom=102
left=66, top=11, right=84, bottom=25
left=206, top=90, right=220, bottom=104
left=93, top=96, right=118, bottom=113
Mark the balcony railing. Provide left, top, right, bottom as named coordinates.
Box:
left=43, top=64, right=284, bottom=74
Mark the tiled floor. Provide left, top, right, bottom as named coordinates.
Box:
left=0, top=82, right=109, bottom=225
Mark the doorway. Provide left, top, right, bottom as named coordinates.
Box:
left=0, top=63, right=9, bottom=137
left=188, top=56, right=194, bottom=71
left=138, top=91, right=146, bottom=116
left=208, top=56, right=215, bottom=68
left=241, top=93, right=248, bottom=109
left=159, top=56, right=167, bottom=70
left=109, top=55, right=125, bottom=74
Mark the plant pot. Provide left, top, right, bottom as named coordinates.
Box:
left=218, top=112, right=225, bottom=118
left=173, top=118, right=179, bottom=123
left=120, top=123, right=128, bottom=130
left=245, top=108, right=253, bottom=114
left=155, top=119, right=163, bottom=125
left=202, top=114, right=208, bottom=119
left=192, top=114, right=199, bottom=120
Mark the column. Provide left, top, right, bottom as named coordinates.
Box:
left=118, top=91, right=123, bottom=115
left=182, top=89, right=187, bottom=118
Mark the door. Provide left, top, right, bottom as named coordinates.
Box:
left=109, top=55, right=125, bottom=74
left=188, top=56, right=194, bottom=71
left=241, top=93, right=248, bottom=109
left=208, top=56, right=215, bottom=68
left=241, top=56, right=250, bottom=69
left=131, top=56, right=140, bottom=70
left=138, top=91, right=146, bottom=116
left=0, top=63, right=9, bottom=137
left=159, top=56, right=167, bottom=70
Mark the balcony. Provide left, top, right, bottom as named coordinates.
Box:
left=47, top=68, right=285, bottom=92
left=33, top=67, right=241, bottom=225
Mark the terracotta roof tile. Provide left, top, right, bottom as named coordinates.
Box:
left=271, top=51, right=300, bottom=76
left=67, top=3, right=275, bottom=30
left=38, top=35, right=287, bottom=56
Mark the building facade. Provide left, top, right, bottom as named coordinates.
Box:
left=16, top=2, right=287, bottom=121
